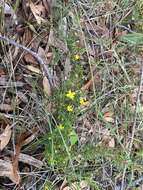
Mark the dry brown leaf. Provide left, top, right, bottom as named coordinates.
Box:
left=47, top=52, right=53, bottom=58
left=60, top=178, right=67, bottom=190
left=64, top=0, right=69, bottom=4
left=43, top=76, right=51, bottom=96
left=102, top=129, right=110, bottom=141
left=6, top=150, right=44, bottom=169
left=104, top=111, right=113, bottom=117
left=104, top=116, right=114, bottom=123
left=102, top=129, right=115, bottom=148
left=38, top=46, right=53, bottom=77
left=81, top=72, right=101, bottom=91
left=12, top=144, right=21, bottom=184
left=23, top=128, right=38, bottom=145
left=12, top=131, right=43, bottom=171
left=63, top=187, right=70, bottom=190
left=43, top=0, right=51, bottom=13
left=18, top=153, right=44, bottom=168
left=24, top=53, right=37, bottom=65
left=26, top=65, right=41, bottom=74
left=108, top=137, right=115, bottom=148
left=0, top=68, right=5, bottom=76
left=22, top=28, right=33, bottom=46
left=38, top=46, right=48, bottom=63
left=12, top=131, right=32, bottom=182
left=0, top=125, right=12, bottom=150
left=29, top=1, right=46, bottom=24
left=0, top=159, right=20, bottom=184
left=0, top=104, right=13, bottom=112
left=81, top=79, right=93, bottom=91
left=104, top=112, right=114, bottom=123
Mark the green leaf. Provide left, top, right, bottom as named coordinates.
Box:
left=120, top=33, right=143, bottom=45
left=69, top=130, right=78, bottom=146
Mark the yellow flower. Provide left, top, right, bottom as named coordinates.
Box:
left=66, top=90, right=76, bottom=100
left=57, top=124, right=64, bottom=130
left=74, top=54, right=80, bottom=61
left=67, top=105, right=74, bottom=112
left=80, top=97, right=89, bottom=106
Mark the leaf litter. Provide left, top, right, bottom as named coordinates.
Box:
left=0, top=125, right=12, bottom=150
left=0, top=0, right=143, bottom=189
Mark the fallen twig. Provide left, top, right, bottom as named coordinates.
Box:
left=0, top=34, right=53, bottom=87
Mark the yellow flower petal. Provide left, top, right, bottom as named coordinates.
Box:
left=74, top=54, right=80, bottom=61
left=67, top=105, right=74, bottom=112
left=66, top=90, right=76, bottom=100
left=80, top=97, right=89, bottom=106
left=57, top=124, right=64, bottom=130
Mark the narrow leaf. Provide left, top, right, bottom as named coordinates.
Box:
left=69, top=130, right=78, bottom=146
left=120, top=33, right=143, bottom=45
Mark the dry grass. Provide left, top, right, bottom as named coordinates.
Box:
left=0, top=0, right=143, bottom=189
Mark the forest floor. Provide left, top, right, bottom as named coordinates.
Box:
left=0, top=0, right=143, bottom=190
